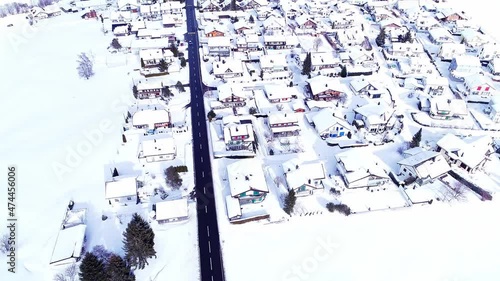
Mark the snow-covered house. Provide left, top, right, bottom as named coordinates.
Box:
left=307, top=75, right=346, bottom=101
left=428, top=27, right=454, bottom=45
left=353, top=102, right=395, bottom=134
left=225, top=195, right=242, bottom=221
left=371, top=7, right=395, bottom=22
left=438, top=43, right=466, bottom=61
left=397, top=150, right=451, bottom=184
left=330, top=12, right=357, bottom=29
left=207, top=37, right=232, bottom=57
left=477, top=43, right=500, bottom=61
left=132, top=109, right=170, bottom=131
left=200, top=0, right=220, bottom=12
left=213, top=59, right=245, bottom=80
left=268, top=112, right=300, bottom=137
left=349, top=78, right=381, bottom=95
left=429, top=98, right=468, bottom=120
left=139, top=49, right=173, bottom=67
left=262, top=15, right=286, bottom=32
left=311, top=108, right=351, bottom=139
left=260, top=54, right=288, bottom=73
left=216, top=83, right=247, bottom=107
left=117, top=0, right=139, bottom=12
left=487, top=58, right=500, bottom=76
left=104, top=176, right=138, bottom=207
left=227, top=159, right=269, bottom=204
left=263, top=35, right=287, bottom=50
left=397, top=57, right=435, bottom=77
left=436, top=134, right=493, bottom=173
left=335, top=150, right=390, bottom=189
left=423, top=75, right=449, bottom=96
left=283, top=160, right=326, bottom=196
left=138, top=137, right=176, bottom=162
left=436, top=7, right=467, bottom=22
left=264, top=84, right=293, bottom=103
left=379, top=19, right=408, bottom=42
left=154, top=198, right=188, bottom=224
left=345, top=47, right=377, bottom=68
left=160, top=1, right=183, bottom=14
left=223, top=123, right=255, bottom=151
left=295, top=14, right=317, bottom=33
left=486, top=96, right=500, bottom=122
left=136, top=80, right=163, bottom=99
left=463, top=74, right=496, bottom=97
left=415, top=16, right=441, bottom=31
left=460, top=29, right=489, bottom=48
left=311, top=53, right=341, bottom=72
left=387, top=42, right=425, bottom=58
left=49, top=208, right=87, bottom=266
left=204, top=23, right=228, bottom=37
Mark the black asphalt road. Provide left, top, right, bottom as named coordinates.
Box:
left=185, top=1, right=225, bottom=281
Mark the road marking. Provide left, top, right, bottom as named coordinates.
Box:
left=198, top=122, right=200, bottom=126
left=199, top=132, right=201, bottom=137
left=205, top=205, right=207, bottom=213
left=210, top=257, right=213, bottom=270
left=207, top=225, right=210, bottom=237
left=204, top=187, right=206, bottom=194
left=211, top=276, right=214, bottom=281
left=202, top=171, right=205, bottom=178
left=196, top=103, right=198, bottom=107
left=201, top=157, right=203, bottom=163
left=197, top=112, right=199, bottom=116
left=208, top=240, right=211, bottom=253
left=200, top=144, right=202, bottom=149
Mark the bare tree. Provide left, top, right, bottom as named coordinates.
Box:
left=313, top=37, right=322, bottom=52
left=337, top=93, right=347, bottom=105
left=64, top=263, right=78, bottom=281
left=451, top=181, right=467, bottom=202
left=0, top=234, right=9, bottom=254
left=76, top=52, right=94, bottom=80
left=53, top=273, right=67, bottom=281
left=274, top=176, right=285, bottom=187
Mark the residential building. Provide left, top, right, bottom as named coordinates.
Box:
left=486, top=96, right=500, bottom=122
left=49, top=209, right=87, bottom=266
left=104, top=176, right=138, bottom=207
left=160, top=1, right=183, bottom=14
left=428, top=27, right=454, bottom=45
left=138, top=138, right=176, bottom=162
left=132, top=109, right=170, bottom=131
left=335, top=150, right=390, bottom=188
left=436, top=134, right=493, bottom=173
left=461, top=29, right=488, bottom=48
left=207, top=37, right=232, bottom=57
left=397, top=57, right=435, bottom=77
left=216, top=83, right=247, bottom=107
left=136, top=80, right=163, bottom=99
left=478, top=43, right=500, bottom=61
left=397, top=150, right=451, bottom=183
left=264, top=84, right=293, bottom=103
left=387, top=42, right=425, bottom=58
left=268, top=112, right=300, bottom=137
left=227, top=159, right=269, bottom=204
left=154, top=198, right=188, bottom=224
left=262, top=15, right=286, bottom=32
left=353, top=102, right=395, bottom=133
left=330, top=13, right=357, bottom=29
left=334, top=27, right=365, bottom=47
left=438, top=43, right=466, bottom=61
left=311, top=108, right=351, bottom=139
left=295, top=14, right=317, bottom=32
left=283, top=160, right=326, bottom=196
left=463, top=74, right=496, bottom=97
left=349, top=78, right=381, bottom=95
left=260, top=54, right=288, bottom=73
left=429, top=98, right=468, bottom=120
left=223, top=123, right=255, bottom=151
left=487, top=58, right=500, bottom=76
left=307, top=75, right=346, bottom=101
left=225, top=195, right=242, bottom=221
left=415, top=16, right=441, bottom=31
left=423, top=75, right=449, bottom=96
left=311, top=52, right=340, bottom=71
left=204, top=23, right=227, bottom=37
left=139, top=48, right=173, bottom=67
left=213, top=59, right=245, bottom=80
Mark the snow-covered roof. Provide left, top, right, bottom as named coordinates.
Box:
left=312, top=108, right=351, bottom=134
left=398, top=151, right=451, bottom=180
left=50, top=224, right=86, bottom=265
left=437, top=134, right=493, bottom=169
left=141, top=137, right=176, bottom=157
left=132, top=109, right=169, bottom=127
left=311, top=52, right=340, bottom=67
left=139, top=48, right=164, bottom=60
left=403, top=147, right=425, bottom=157
left=464, top=74, right=495, bottom=90
left=268, top=111, right=298, bottom=125
left=155, top=198, right=188, bottom=221
left=105, top=177, right=137, bottom=199
left=204, top=22, right=229, bottom=35
left=260, top=54, right=287, bottom=69
left=225, top=195, right=242, bottom=219
left=392, top=42, right=424, bottom=54
left=223, top=124, right=254, bottom=143
left=131, top=38, right=171, bottom=49
left=349, top=78, right=380, bottom=93
left=307, top=75, right=346, bottom=96
left=227, top=159, right=268, bottom=196
left=217, top=83, right=246, bottom=100
left=353, top=102, right=394, bottom=125
left=428, top=27, right=452, bottom=40
left=213, top=59, right=244, bottom=76
left=264, top=84, right=294, bottom=100
left=423, top=75, right=449, bottom=87
left=335, top=150, right=388, bottom=183
left=207, top=36, right=232, bottom=47
left=295, top=14, right=316, bottom=26
left=263, top=15, right=286, bottom=29
left=431, top=98, right=468, bottom=116
left=452, top=55, right=481, bottom=68
left=62, top=208, right=87, bottom=229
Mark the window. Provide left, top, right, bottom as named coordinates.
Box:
left=403, top=168, right=407, bottom=172
left=127, top=197, right=132, bottom=200
left=477, top=86, right=482, bottom=91
left=485, top=87, right=490, bottom=91
left=114, top=199, right=119, bottom=202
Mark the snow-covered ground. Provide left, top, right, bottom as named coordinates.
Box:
left=0, top=12, right=198, bottom=281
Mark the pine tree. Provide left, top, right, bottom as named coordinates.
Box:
left=162, top=86, right=173, bottom=97
left=410, top=128, right=422, bottom=148
left=79, top=252, right=108, bottom=281
left=340, top=65, right=347, bottom=78
left=169, top=43, right=179, bottom=57
left=180, top=57, right=187, bottom=67
left=140, top=58, right=145, bottom=68
left=176, top=81, right=185, bottom=92
left=107, top=254, right=135, bottom=281
left=207, top=110, right=216, bottom=121
left=122, top=134, right=127, bottom=143
left=123, top=213, right=156, bottom=270
left=376, top=28, right=386, bottom=47
left=132, top=85, right=138, bottom=98
left=301, top=52, right=312, bottom=76
left=283, top=189, right=297, bottom=215
left=110, top=38, right=122, bottom=50
left=112, top=168, right=119, bottom=177
left=158, top=59, right=170, bottom=73
left=76, top=52, right=94, bottom=80
left=230, top=0, right=236, bottom=11
left=249, top=15, right=254, bottom=24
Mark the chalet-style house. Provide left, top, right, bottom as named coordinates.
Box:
left=283, top=159, right=326, bottom=196
left=117, top=0, right=139, bottom=12
left=334, top=27, right=365, bottom=48
left=449, top=55, right=482, bottom=79
left=136, top=80, right=163, bottom=99
left=463, top=74, right=496, bottom=97
left=223, top=123, right=255, bottom=151
left=349, top=78, right=381, bottom=95
left=204, top=23, right=227, bottom=37
left=311, top=108, right=351, bottom=139
left=436, top=134, right=493, bottom=173
left=423, top=75, right=449, bottom=96
left=132, top=109, right=170, bottom=132
left=295, top=14, right=317, bottom=32
left=429, top=98, right=468, bottom=120
left=386, top=42, right=425, bottom=59
left=311, top=53, right=340, bottom=72
left=353, top=102, right=396, bottom=134
left=486, top=96, right=500, bottom=122
left=415, top=16, right=441, bottom=31
left=460, top=29, right=489, bottom=48
left=268, top=112, right=300, bottom=137
left=428, top=28, right=454, bottom=45
left=227, top=159, right=269, bottom=204
left=260, top=54, right=288, bottom=73
left=139, top=49, right=173, bottom=68
left=397, top=148, right=451, bottom=184
left=104, top=176, right=138, bottom=207
left=207, top=37, right=232, bottom=57
left=154, top=198, right=188, bottom=223
left=397, top=57, right=436, bottom=78
left=213, top=59, right=245, bottom=80
left=138, top=137, right=176, bottom=162
left=307, top=75, right=346, bottom=101
left=335, top=150, right=390, bottom=189
left=436, top=8, right=467, bottom=22
left=216, top=83, right=246, bottom=107
left=330, top=13, right=357, bottom=29
left=264, top=84, right=293, bottom=103
left=438, top=43, right=466, bottom=61
left=160, top=1, right=183, bottom=15
left=487, top=58, right=500, bottom=76
left=263, top=35, right=298, bottom=50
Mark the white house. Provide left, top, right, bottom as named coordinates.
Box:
left=428, top=27, right=454, bottom=45
left=207, top=36, right=232, bottom=57
left=397, top=150, right=451, bottom=183
left=463, top=74, right=496, bottom=97
left=311, top=52, right=340, bottom=72
left=423, top=75, right=449, bottom=96
left=436, top=134, right=493, bottom=173
left=138, top=138, right=176, bottom=162
left=429, top=98, right=468, bottom=120
left=139, top=49, right=173, bottom=67
left=477, top=43, right=500, bottom=61
left=449, top=55, right=482, bottom=78
left=438, top=43, right=466, bottom=61
left=154, top=198, right=188, bottom=223
left=213, top=59, right=245, bottom=80
left=353, top=102, right=396, bottom=134
left=283, top=160, right=326, bottom=196
left=260, top=54, right=288, bottom=73
left=486, top=96, right=500, bottom=122
left=264, top=84, right=293, bottom=103
left=268, top=112, right=301, bottom=137
left=225, top=195, right=242, bottom=221
left=132, top=109, right=170, bottom=131
left=397, top=57, right=436, bottom=77
left=104, top=176, right=138, bottom=206
left=487, top=58, right=500, bottom=77
left=223, top=123, right=255, bottom=151
left=388, top=42, right=425, bottom=58
left=227, top=159, right=269, bottom=204
left=335, top=150, right=390, bottom=188
left=349, top=78, right=381, bottom=95
left=49, top=224, right=87, bottom=266
left=311, top=108, right=351, bottom=139
left=460, top=29, right=489, bottom=48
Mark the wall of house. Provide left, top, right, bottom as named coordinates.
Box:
left=109, top=195, right=137, bottom=207
left=158, top=215, right=188, bottom=224
left=398, top=165, right=418, bottom=180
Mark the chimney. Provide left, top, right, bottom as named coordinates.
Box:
left=245, top=175, right=249, bottom=181
left=154, top=139, right=156, bottom=142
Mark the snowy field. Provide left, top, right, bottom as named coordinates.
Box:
left=0, top=12, right=198, bottom=281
